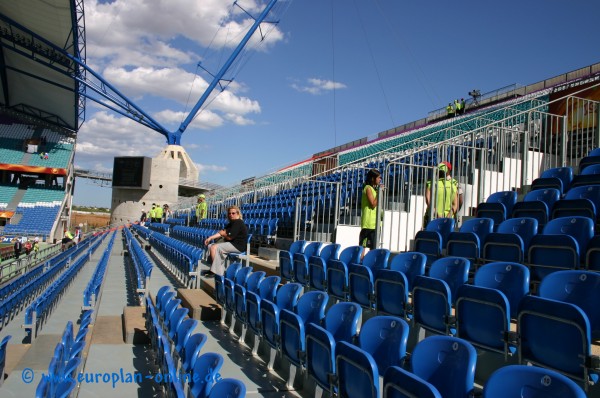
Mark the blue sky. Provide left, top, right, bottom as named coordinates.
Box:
left=73, top=0, right=600, bottom=207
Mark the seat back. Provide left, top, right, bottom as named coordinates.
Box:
left=335, top=341, right=380, bottom=398
left=455, top=285, right=512, bottom=357
left=541, top=166, right=574, bottom=192
left=360, top=248, right=391, bottom=272
left=224, top=262, right=242, bottom=281
left=207, top=378, right=246, bottom=398
left=518, top=295, right=593, bottom=385
left=388, top=252, right=426, bottom=291
left=233, top=266, right=253, bottom=286
left=274, top=282, right=303, bottom=312
left=190, top=352, right=224, bottom=398
left=483, top=365, right=586, bottom=398
left=411, top=335, right=477, bottom=398
left=296, top=291, right=328, bottom=325
left=543, top=216, right=594, bottom=263
left=318, top=243, right=341, bottom=262
left=412, top=276, right=452, bottom=335
left=539, top=270, right=600, bottom=339
left=181, top=333, right=207, bottom=373
left=474, top=262, right=529, bottom=318
left=338, top=245, right=364, bottom=266
left=245, top=271, right=265, bottom=294
left=428, top=256, right=470, bottom=303
left=486, top=190, right=518, bottom=215
left=359, top=316, right=409, bottom=373
left=325, top=302, right=362, bottom=342
left=425, top=217, right=455, bottom=246
left=383, top=366, right=442, bottom=398
left=375, top=269, right=409, bottom=318
left=497, top=217, right=538, bottom=250
left=257, top=275, right=281, bottom=301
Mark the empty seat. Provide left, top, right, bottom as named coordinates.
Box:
left=358, top=315, right=409, bottom=373
left=446, top=217, right=494, bottom=265
left=511, top=188, right=560, bottom=228
left=483, top=365, right=586, bottom=398
left=374, top=252, right=425, bottom=317
left=528, top=216, right=594, bottom=281
left=348, top=248, right=391, bottom=309
left=308, top=243, right=341, bottom=291
left=474, top=262, right=529, bottom=318
left=306, top=302, right=362, bottom=396
left=409, top=335, right=477, bottom=398
left=279, top=240, right=307, bottom=282
left=476, top=191, right=518, bottom=230
left=382, top=365, right=442, bottom=398
left=293, top=241, right=323, bottom=286
left=483, top=217, right=538, bottom=263
left=327, top=246, right=364, bottom=302
left=517, top=295, right=599, bottom=389
left=335, top=341, right=380, bottom=398
left=455, top=284, right=515, bottom=359
left=538, top=270, right=600, bottom=339
left=414, top=217, right=455, bottom=265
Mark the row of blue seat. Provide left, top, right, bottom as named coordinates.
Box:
left=23, top=235, right=105, bottom=339
left=35, top=310, right=94, bottom=398
left=417, top=215, right=600, bottom=281
left=476, top=185, right=600, bottom=231
left=83, top=232, right=116, bottom=308
left=0, top=236, right=98, bottom=328
left=132, top=224, right=203, bottom=288
left=148, top=286, right=245, bottom=398
left=124, top=227, right=153, bottom=302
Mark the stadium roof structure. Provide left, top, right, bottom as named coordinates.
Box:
left=0, top=1, right=85, bottom=133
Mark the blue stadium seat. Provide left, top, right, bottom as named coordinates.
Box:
left=189, top=352, right=224, bottom=398
left=483, top=217, right=538, bottom=263
left=279, top=240, right=307, bottom=282
left=206, top=378, right=246, bottom=398
left=474, top=262, right=529, bottom=319
left=483, top=365, right=586, bottom=398
left=306, top=302, right=362, bottom=395
left=308, top=243, right=341, bottom=291
left=386, top=251, right=426, bottom=291
left=528, top=216, right=594, bottom=281
left=358, top=315, right=409, bottom=373
left=512, top=188, right=560, bottom=229
left=455, top=284, right=515, bottom=359
left=446, top=217, right=494, bottom=265
left=0, top=335, right=11, bottom=388
left=410, top=335, right=477, bottom=398
left=260, top=282, right=303, bottom=369
left=476, top=191, right=518, bottom=230
left=280, top=291, right=329, bottom=388
left=232, top=271, right=265, bottom=342
left=414, top=217, right=455, bottom=265
left=538, top=270, right=600, bottom=339
left=293, top=241, right=323, bottom=286
left=517, top=295, right=599, bottom=389
left=348, top=248, right=391, bottom=309
left=245, top=275, right=280, bottom=356
left=335, top=341, right=380, bottom=398
left=180, top=333, right=208, bottom=375
left=382, top=365, right=442, bottom=398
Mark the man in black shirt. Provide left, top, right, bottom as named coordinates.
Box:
left=203, top=205, right=248, bottom=276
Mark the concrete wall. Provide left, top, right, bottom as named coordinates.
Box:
left=110, top=153, right=181, bottom=224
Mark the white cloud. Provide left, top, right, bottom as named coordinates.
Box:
left=291, top=78, right=347, bottom=95
left=74, top=111, right=165, bottom=168
left=197, top=163, right=228, bottom=174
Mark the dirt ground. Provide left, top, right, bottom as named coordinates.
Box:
left=71, top=211, right=111, bottom=230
